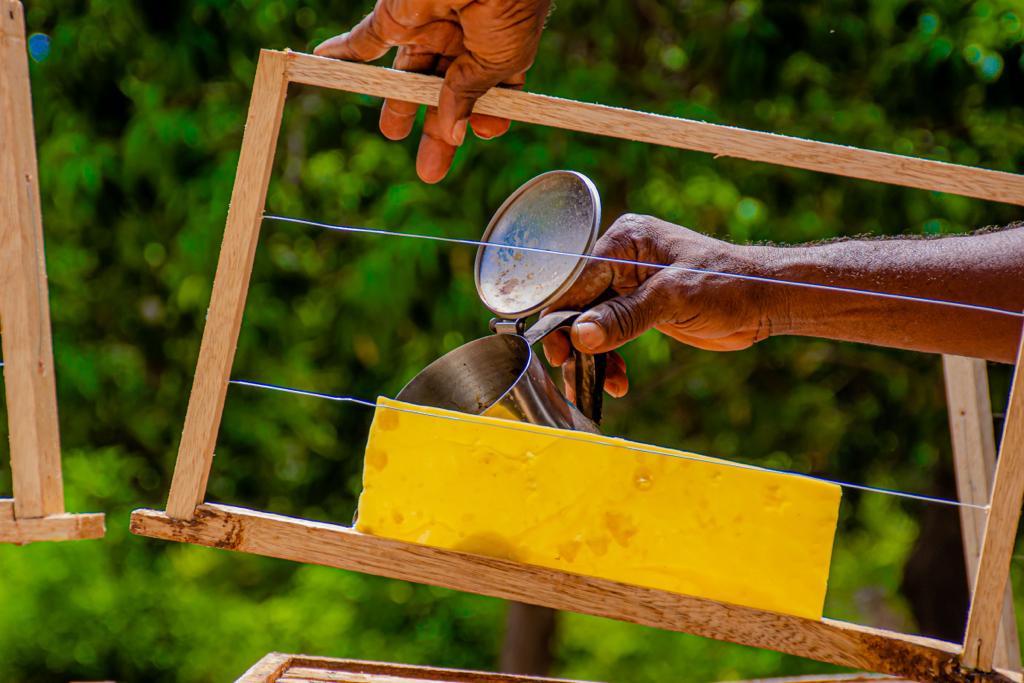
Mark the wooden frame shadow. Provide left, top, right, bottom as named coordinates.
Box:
left=129, top=49, right=1024, bottom=682
left=0, top=0, right=104, bottom=544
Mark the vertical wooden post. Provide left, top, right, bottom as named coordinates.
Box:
left=962, top=327, right=1024, bottom=671
left=943, top=355, right=1021, bottom=670
left=165, top=49, right=289, bottom=519
left=0, top=0, right=64, bottom=518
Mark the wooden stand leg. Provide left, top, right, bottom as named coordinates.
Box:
left=944, top=355, right=1022, bottom=670
left=1, top=0, right=63, bottom=519
left=963, top=328, right=1024, bottom=670
left=165, top=50, right=289, bottom=519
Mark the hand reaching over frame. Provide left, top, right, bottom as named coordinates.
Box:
left=315, top=0, right=551, bottom=183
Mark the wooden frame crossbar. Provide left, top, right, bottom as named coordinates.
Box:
left=130, top=49, right=1024, bottom=681
left=0, top=0, right=104, bottom=544
left=235, top=653, right=916, bottom=683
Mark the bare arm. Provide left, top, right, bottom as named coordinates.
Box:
left=764, top=227, right=1024, bottom=362
left=542, top=215, right=1024, bottom=397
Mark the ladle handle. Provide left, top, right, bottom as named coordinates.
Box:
left=522, top=310, right=607, bottom=424
left=573, top=348, right=606, bottom=424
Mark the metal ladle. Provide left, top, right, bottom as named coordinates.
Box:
left=397, top=170, right=608, bottom=428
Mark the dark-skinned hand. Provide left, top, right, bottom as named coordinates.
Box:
left=315, top=0, right=551, bottom=183
left=542, top=214, right=778, bottom=399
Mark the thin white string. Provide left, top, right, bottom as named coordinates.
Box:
left=264, top=215, right=1024, bottom=320
left=229, top=378, right=990, bottom=511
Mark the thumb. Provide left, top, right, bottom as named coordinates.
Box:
left=437, top=53, right=507, bottom=145
left=571, top=275, right=673, bottom=353
left=314, top=13, right=392, bottom=62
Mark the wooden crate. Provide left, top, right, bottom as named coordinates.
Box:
left=129, top=48, right=1024, bottom=682
left=0, top=0, right=104, bottom=544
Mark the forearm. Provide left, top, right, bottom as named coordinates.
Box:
left=760, top=226, right=1024, bottom=363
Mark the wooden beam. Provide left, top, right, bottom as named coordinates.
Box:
left=944, top=355, right=1022, bottom=670
left=0, top=0, right=64, bottom=518
left=132, top=504, right=1016, bottom=683
left=964, top=327, right=1024, bottom=670
left=0, top=498, right=104, bottom=543
left=165, top=49, right=290, bottom=519
left=283, top=52, right=1024, bottom=207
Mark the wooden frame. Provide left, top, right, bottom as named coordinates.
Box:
left=0, top=0, right=103, bottom=543
left=129, top=49, right=1024, bottom=682
left=236, top=653, right=915, bottom=683
left=236, top=653, right=592, bottom=683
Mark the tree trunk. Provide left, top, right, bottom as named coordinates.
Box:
left=499, top=602, right=557, bottom=675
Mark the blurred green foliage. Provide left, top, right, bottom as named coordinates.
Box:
left=1, top=0, right=1023, bottom=681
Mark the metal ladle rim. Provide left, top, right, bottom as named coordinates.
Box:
left=474, top=170, right=601, bottom=320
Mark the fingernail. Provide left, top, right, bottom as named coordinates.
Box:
left=576, top=321, right=605, bottom=350
left=451, top=119, right=467, bottom=145
left=606, top=381, right=627, bottom=398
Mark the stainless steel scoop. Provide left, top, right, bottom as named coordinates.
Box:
left=398, top=170, right=608, bottom=427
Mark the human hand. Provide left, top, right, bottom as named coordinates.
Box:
left=541, top=214, right=781, bottom=398
left=315, top=0, right=550, bottom=184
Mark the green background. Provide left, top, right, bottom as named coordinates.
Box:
left=2, top=0, right=1024, bottom=680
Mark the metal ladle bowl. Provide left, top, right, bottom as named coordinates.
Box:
left=395, top=334, right=598, bottom=433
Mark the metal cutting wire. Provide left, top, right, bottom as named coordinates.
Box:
left=234, top=212, right=1019, bottom=513
left=229, top=378, right=992, bottom=512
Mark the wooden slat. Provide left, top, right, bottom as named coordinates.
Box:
left=944, top=355, right=1022, bottom=670
left=165, top=49, right=290, bottom=519
left=132, top=504, right=1018, bottom=683
left=0, top=0, right=64, bottom=518
left=246, top=656, right=921, bottom=683
left=283, top=52, right=1024, bottom=207
left=715, top=676, right=904, bottom=683
left=0, top=499, right=104, bottom=543
left=236, top=652, right=294, bottom=683
left=267, top=656, right=589, bottom=683
left=964, top=327, right=1024, bottom=670
left=239, top=655, right=593, bottom=683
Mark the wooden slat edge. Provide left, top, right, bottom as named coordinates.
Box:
left=0, top=511, right=105, bottom=544
left=235, top=652, right=295, bottom=683
left=165, top=48, right=290, bottom=519
left=718, top=678, right=894, bottom=683
left=131, top=504, right=998, bottom=683
left=282, top=52, right=1024, bottom=207
left=284, top=657, right=593, bottom=683
left=943, top=355, right=1022, bottom=670
left=964, top=328, right=1024, bottom=670
left=1, top=0, right=65, bottom=517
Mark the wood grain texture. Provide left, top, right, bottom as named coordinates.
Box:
left=248, top=662, right=916, bottom=683
left=283, top=51, right=1024, bottom=206
left=943, top=355, right=1022, bottom=670
left=236, top=653, right=293, bottom=683
left=237, top=655, right=594, bottom=683
left=131, top=504, right=1016, bottom=683
left=964, top=328, right=1024, bottom=671
left=165, top=49, right=289, bottom=519
left=0, top=0, right=64, bottom=518
left=0, top=499, right=104, bottom=543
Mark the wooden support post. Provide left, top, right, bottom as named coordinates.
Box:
left=165, top=49, right=289, bottom=519
left=944, top=355, right=1022, bottom=670
left=963, top=327, right=1024, bottom=670
left=1, top=0, right=64, bottom=518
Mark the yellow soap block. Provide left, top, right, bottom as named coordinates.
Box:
left=357, top=397, right=841, bottom=620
